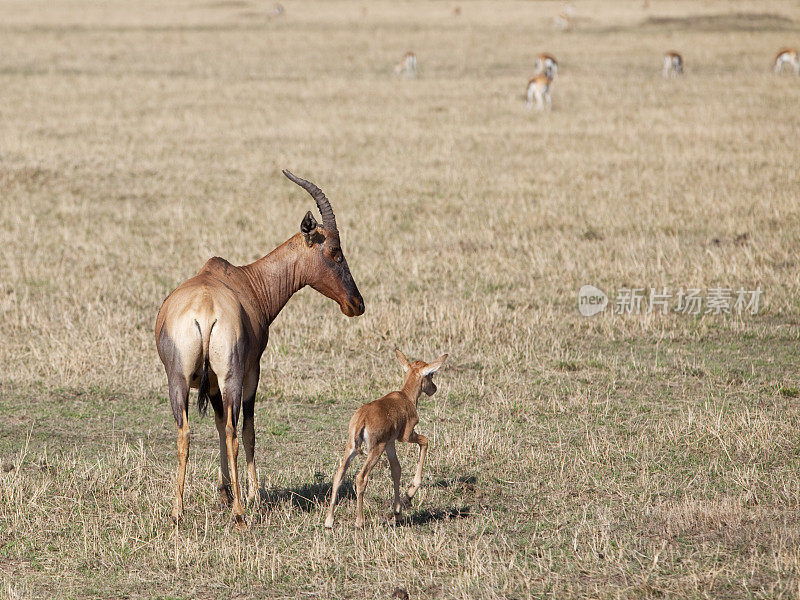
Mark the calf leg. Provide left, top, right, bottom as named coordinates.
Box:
left=325, top=442, right=359, bottom=529
left=403, top=431, right=428, bottom=505
left=355, top=443, right=386, bottom=528
left=385, top=442, right=403, bottom=520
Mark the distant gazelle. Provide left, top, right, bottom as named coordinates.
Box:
left=394, top=51, right=418, bottom=77
left=526, top=73, right=552, bottom=111
left=325, top=350, right=447, bottom=529
left=554, top=12, right=571, bottom=31
left=535, top=53, right=558, bottom=80
left=155, top=171, right=364, bottom=526
left=663, top=51, right=683, bottom=78
left=774, top=48, right=800, bottom=74
left=554, top=3, right=574, bottom=31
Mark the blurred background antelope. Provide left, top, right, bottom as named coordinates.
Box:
left=534, top=52, right=558, bottom=81
left=394, top=51, right=418, bottom=78
left=554, top=3, right=574, bottom=31
left=663, top=51, right=684, bottom=77
left=774, top=47, right=799, bottom=74
left=526, top=54, right=556, bottom=111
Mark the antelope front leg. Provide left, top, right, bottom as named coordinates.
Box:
left=241, top=390, right=258, bottom=504
left=403, top=432, right=428, bottom=506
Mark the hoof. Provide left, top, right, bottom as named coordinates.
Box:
left=324, top=517, right=334, bottom=529
left=232, top=514, right=248, bottom=530
left=217, top=485, right=233, bottom=508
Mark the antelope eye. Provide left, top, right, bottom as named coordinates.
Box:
left=333, top=249, right=343, bottom=263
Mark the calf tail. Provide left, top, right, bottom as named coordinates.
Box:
left=355, top=424, right=366, bottom=455
left=348, top=412, right=367, bottom=455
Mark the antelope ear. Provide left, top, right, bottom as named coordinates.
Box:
left=300, top=211, right=318, bottom=246
left=395, top=348, right=409, bottom=372
left=421, top=354, right=448, bottom=376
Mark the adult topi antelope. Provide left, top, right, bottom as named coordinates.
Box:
left=155, top=170, right=365, bottom=526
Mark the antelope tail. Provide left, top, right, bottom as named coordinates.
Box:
left=354, top=424, right=366, bottom=455
left=194, top=319, right=216, bottom=416
left=348, top=412, right=367, bottom=455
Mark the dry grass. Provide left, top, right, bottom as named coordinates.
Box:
left=2, top=0, right=800, bottom=598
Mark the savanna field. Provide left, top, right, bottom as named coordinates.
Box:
left=2, top=1, right=800, bottom=598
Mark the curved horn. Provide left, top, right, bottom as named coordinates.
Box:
left=282, top=170, right=338, bottom=235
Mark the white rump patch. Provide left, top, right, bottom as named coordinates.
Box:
left=362, top=430, right=370, bottom=452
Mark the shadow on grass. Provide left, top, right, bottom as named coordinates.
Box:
left=398, top=505, right=472, bottom=526
left=432, top=474, right=477, bottom=489
left=256, top=472, right=473, bottom=525
left=257, top=472, right=355, bottom=512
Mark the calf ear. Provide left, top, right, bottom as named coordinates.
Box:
left=421, top=354, right=448, bottom=376
left=300, top=211, right=318, bottom=246
left=395, top=349, right=409, bottom=372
